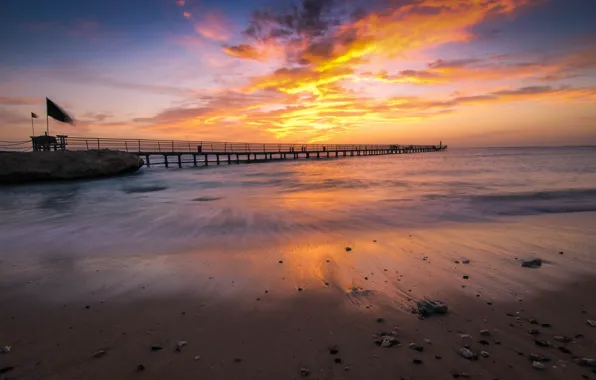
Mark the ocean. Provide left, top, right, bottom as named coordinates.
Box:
left=1, top=146, right=595, bottom=259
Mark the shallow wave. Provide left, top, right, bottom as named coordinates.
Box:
left=469, top=188, right=596, bottom=216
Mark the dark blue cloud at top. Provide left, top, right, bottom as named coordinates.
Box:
left=0, top=0, right=260, bottom=66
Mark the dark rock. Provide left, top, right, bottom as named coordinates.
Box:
left=300, top=367, right=311, bottom=377
left=558, top=346, right=573, bottom=354
left=521, top=259, right=542, bottom=268
left=0, top=150, right=144, bottom=184
left=409, top=343, right=424, bottom=352
left=576, top=334, right=584, bottom=339
left=297, top=287, right=303, bottom=292
left=150, top=345, right=163, bottom=351
left=480, top=330, right=490, bottom=336
left=534, top=339, right=550, bottom=347
left=416, top=299, right=448, bottom=317
left=435, top=355, right=442, bottom=359
left=334, top=358, right=342, bottom=364
left=0, top=366, right=15, bottom=374
left=478, top=340, right=490, bottom=346
left=541, top=323, right=551, bottom=328
left=373, top=333, right=399, bottom=347
left=328, top=345, right=339, bottom=355
left=559, top=251, right=564, bottom=254
left=528, top=329, right=540, bottom=335
left=85, top=306, right=90, bottom=309
left=529, top=353, right=550, bottom=362
left=463, top=275, right=469, bottom=279
left=454, top=260, right=460, bottom=264
left=376, top=317, right=385, bottom=323
left=577, top=358, right=596, bottom=367
left=278, top=260, right=283, bottom=264
left=529, top=319, right=539, bottom=325
left=345, top=247, right=352, bottom=252
left=233, top=357, right=242, bottom=363
left=412, top=359, right=423, bottom=364
left=136, top=364, right=145, bottom=371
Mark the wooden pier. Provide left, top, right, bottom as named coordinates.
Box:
left=24, top=137, right=447, bottom=168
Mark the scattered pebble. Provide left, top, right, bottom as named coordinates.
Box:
left=233, top=357, right=242, bottom=363
left=376, top=317, right=384, bottom=323
left=481, top=351, right=490, bottom=358
left=534, top=339, right=550, bottom=347
left=328, top=345, right=339, bottom=355
left=462, top=259, right=470, bottom=264
left=409, top=343, right=424, bottom=352
left=1, top=346, right=11, bottom=354
left=553, top=336, right=571, bottom=343
left=297, top=287, right=303, bottom=292
left=345, top=247, right=352, bottom=252
left=150, top=345, right=163, bottom=351
left=532, top=361, right=546, bottom=370
left=176, top=341, right=187, bottom=352
left=529, top=319, right=539, bottom=325
left=587, top=320, right=596, bottom=327
left=460, top=348, right=477, bottom=360
left=521, top=259, right=542, bottom=268
left=194, top=356, right=201, bottom=360
left=435, top=355, right=442, bottom=360
left=417, top=299, right=448, bottom=317
left=412, top=359, right=423, bottom=364
left=558, top=346, right=572, bottom=354
left=451, top=371, right=470, bottom=378
left=278, top=260, right=283, bottom=264
left=541, top=323, right=551, bottom=328
left=480, top=329, right=490, bottom=336
left=300, top=367, right=311, bottom=377
left=528, top=329, right=540, bottom=335
left=463, top=275, right=469, bottom=280
left=424, top=338, right=432, bottom=344
left=478, top=340, right=490, bottom=346
left=334, top=358, right=342, bottom=364
left=92, top=349, right=106, bottom=358
left=529, top=353, right=550, bottom=362
left=136, top=364, right=145, bottom=371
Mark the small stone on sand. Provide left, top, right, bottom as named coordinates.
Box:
left=136, top=364, right=145, bottom=371
left=480, top=329, right=490, bottom=336
left=150, top=345, right=163, bottom=351
left=345, top=247, right=352, bottom=252
left=532, top=361, right=546, bottom=370
left=481, top=351, right=490, bottom=358
left=412, top=359, right=423, bottom=364
left=300, top=367, right=311, bottom=377
left=376, top=317, right=384, bottom=323
left=587, top=320, right=596, bottom=327
left=409, top=343, right=424, bottom=352
left=460, top=348, right=477, bottom=360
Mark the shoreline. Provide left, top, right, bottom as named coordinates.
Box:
left=1, top=212, right=596, bottom=379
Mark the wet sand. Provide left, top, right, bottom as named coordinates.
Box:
left=2, top=212, right=596, bottom=379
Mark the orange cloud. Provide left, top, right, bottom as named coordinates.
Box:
left=141, top=0, right=596, bottom=143
left=176, top=0, right=185, bottom=6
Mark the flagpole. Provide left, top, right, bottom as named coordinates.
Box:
left=31, top=115, right=35, bottom=136
left=46, top=112, right=49, bottom=135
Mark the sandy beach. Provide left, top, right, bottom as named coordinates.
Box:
left=2, top=211, right=596, bottom=379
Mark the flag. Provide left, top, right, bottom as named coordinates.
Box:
left=46, top=97, right=74, bottom=124
left=31, top=112, right=38, bottom=118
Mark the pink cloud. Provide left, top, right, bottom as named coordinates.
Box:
left=194, top=13, right=232, bottom=42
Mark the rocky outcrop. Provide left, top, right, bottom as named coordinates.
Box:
left=0, top=149, right=144, bottom=184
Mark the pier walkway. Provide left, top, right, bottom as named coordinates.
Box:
left=3, top=137, right=447, bottom=168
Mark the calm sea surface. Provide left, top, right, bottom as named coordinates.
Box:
left=1, top=147, right=595, bottom=258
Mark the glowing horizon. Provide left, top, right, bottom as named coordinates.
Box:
left=1, top=0, right=595, bottom=147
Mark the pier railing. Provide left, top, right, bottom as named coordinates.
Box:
left=62, top=137, right=437, bottom=153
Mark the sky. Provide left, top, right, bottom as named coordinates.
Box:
left=0, top=0, right=595, bottom=147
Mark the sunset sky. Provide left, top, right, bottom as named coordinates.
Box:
left=1, top=0, right=595, bottom=146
